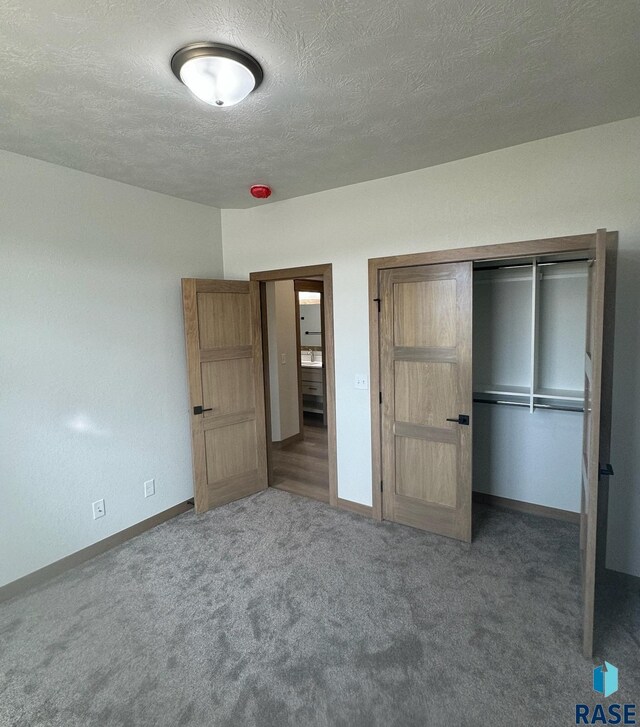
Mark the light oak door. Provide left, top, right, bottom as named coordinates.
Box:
left=182, top=279, right=268, bottom=513
left=580, top=229, right=617, bottom=658
left=380, top=263, right=473, bottom=541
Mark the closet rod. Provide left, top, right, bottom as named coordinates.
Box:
left=473, top=397, right=584, bottom=413
left=475, top=257, right=592, bottom=272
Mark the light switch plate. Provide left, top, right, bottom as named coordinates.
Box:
left=144, top=479, right=155, bottom=498
left=355, top=374, right=368, bottom=390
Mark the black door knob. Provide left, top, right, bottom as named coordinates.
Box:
left=193, top=405, right=213, bottom=415
left=446, top=414, right=470, bottom=425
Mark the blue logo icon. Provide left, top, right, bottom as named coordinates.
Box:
left=593, top=661, right=619, bottom=698
left=576, top=662, right=635, bottom=724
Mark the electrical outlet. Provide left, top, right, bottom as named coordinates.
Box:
left=144, top=479, right=155, bottom=498
left=92, top=499, right=105, bottom=519
left=355, top=374, right=368, bottom=390
left=280, top=353, right=287, bottom=365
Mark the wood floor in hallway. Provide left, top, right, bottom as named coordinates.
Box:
left=271, top=424, right=329, bottom=503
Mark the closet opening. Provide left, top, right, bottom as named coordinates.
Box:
left=472, top=252, right=591, bottom=521
left=251, top=265, right=338, bottom=507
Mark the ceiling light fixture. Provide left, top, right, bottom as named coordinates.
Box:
left=171, top=42, right=263, bottom=108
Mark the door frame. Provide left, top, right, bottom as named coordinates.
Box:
left=368, top=231, right=616, bottom=520
left=250, top=264, right=338, bottom=507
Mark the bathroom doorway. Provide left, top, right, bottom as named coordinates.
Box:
left=251, top=265, right=337, bottom=506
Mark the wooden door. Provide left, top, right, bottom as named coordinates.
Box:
left=580, top=229, right=617, bottom=658
left=380, top=263, right=473, bottom=541
left=182, top=279, right=268, bottom=513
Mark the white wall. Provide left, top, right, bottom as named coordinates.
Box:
left=473, top=406, right=584, bottom=512
left=265, top=281, right=300, bottom=442
left=0, top=150, right=223, bottom=587
left=222, top=117, right=640, bottom=577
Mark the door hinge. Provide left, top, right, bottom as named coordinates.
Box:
left=380, top=480, right=383, bottom=492
left=599, top=463, right=614, bottom=478
left=379, top=391, right=382, bottom=404
left=373, top=298, right=381, bottom=313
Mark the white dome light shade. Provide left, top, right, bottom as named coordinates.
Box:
left=171, top=43, right=263, bottom=108
left=180, top=56, right=255, bottom=107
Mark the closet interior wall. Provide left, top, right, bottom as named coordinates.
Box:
left=472, top=257, right=589, bottom=513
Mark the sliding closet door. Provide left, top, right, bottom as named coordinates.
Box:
left=182, top=279, right=268, bottom=513
left=581, top=229, right=617, bottom=658
left=380, top=263, right=473, bottom=541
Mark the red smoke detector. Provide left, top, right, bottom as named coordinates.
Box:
left=250, top=184, right=272, bottom=199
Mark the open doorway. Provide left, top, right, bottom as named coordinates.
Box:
left=251, top=265, right=337, bottom=507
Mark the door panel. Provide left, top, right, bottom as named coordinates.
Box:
left=395, top=361, right=458, bottom=427
left=580, top=229, right=617, bottom=658
left=394, top=278, right=458, bottom=347
left=197, top=291, right=252, bottom=348
left=201, top=358, right=256, bottom=417
left=380, top=263, right=473, bottom=541
left=182, top=279, right=268, bottom=513
left=395, top=437, right=458, bottom=506
left=205, top=421, right=258, bottom=481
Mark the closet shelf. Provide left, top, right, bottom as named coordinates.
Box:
left=534, top=387, right=584, bottom=402
left=474, top=385, right=584, bottom=402
left=473, top=397, right=584, bottom=413
left=473, top=384, right=529, bottom=398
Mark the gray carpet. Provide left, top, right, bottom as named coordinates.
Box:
left=1, top=489, right=638, bottom=727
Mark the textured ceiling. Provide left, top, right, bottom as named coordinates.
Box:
left=1, top=0, right=639, bottom=208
